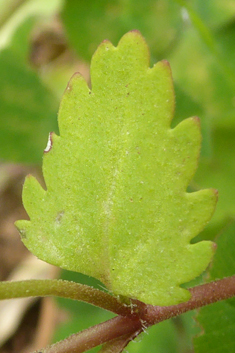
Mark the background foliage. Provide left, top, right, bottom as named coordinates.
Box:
left=0, top=0, right=235, bottom=352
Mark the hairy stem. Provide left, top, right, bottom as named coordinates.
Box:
left=27, top=275, right=235, bottom=353
left=142, top=275, right=235, bottom=325
left=0, top=279, right=131, bottom=316
left=1, top=276, right=235, bottom=353
left=34, top=316, right=141, bottom=353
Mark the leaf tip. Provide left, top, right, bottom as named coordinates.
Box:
left=186, top=116, right=202, bottom=134
left=118, top=30, right=148, bottom=48
left=127, top=29, right=143, bottom=36
left=160, top=59, right=171, bottom=67
left=191, top=115, right=200, bottom=122
left=156, top=59, right=172, bottom=73
left=208, top=188, right=219, bottom=205
left=101, top=38, right=112, bottom=45
left=14, top=220, right=30, bottom=240
left=17, top=227, right=27, bottom=239
left=24, top=173, right=33, bottom=181
left=94, top=38, right=113, bottom=54
left=65, top=71, right=85, bottom=92
left=152, top=59, right=174, bottom=91
left=212, top=241, right=217, bottom=252
left=213, top=188, right=219, bottom=199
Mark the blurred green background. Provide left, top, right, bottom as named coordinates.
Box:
left=0, top=0, right=235, bottom=352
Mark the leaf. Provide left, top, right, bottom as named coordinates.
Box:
left=0, top=0, right=62, bottom=49
left=169, top=20, right=235, bottom=235
left=189, top=0, right=235, bottom=29
left=193, top=221, right=235, bottom=352
left=0, top=18, right=58, bottom=163
left=194, top=127, right=235, bottom=234
left=173, top=85, right=211, bottom=158
left=16, top=31, right=217, bottom=306
left=169, top=18, right=235, bottom=128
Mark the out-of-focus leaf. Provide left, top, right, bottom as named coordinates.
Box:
left=194, top=301, right=235, bottom=353
left=193, top=221, right=235, bottom=352
left=173, top=0, right=216, bottom=54
left=194, top=128, right=235, bottom=232
left=0, top=0, right=63, bottom=49
left=0, top=48, right=58, bottom=163
left=169, top=19, right=235, bottom=237
left=176, top=311, right=200, bottom=353
left=215, top=20, right=235, bottom=75
left=127, top=312, right=198, bottom=353
left=170, top=29, right=213, bottom=112
left=125, top=320, right=179, bottom=353
left=169, top=21, right=235, bottom=129
left=209, top=222, right=235, bottom=282
left=0, top=19, right=58, bottom=163
left=173, top=85, right=211, bottom=158
left=192, top=0, right=235, bottom=29
left=61, top=0, right=183, bottom=61
left=16, top=31, right=217, bottom=306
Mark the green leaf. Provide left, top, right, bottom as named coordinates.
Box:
left=169, top=22, right=235, bottom=233
left=0, top=18, right=58, bottom=163
left=193, top=221, right=235, bottom=352
left=191, top=0, right=235, bottom=29
left=169, top=18, right=235, bottom=130
left=0, top=47, right=58, bottom=163
left=173, top=85, right=211, bottom=158
left=0, top=0, right=63, bottom=49
left=194, top=127, right=235, bottom=232
left=16, top=31, right=217, bottom=306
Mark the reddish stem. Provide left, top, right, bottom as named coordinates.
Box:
left=99, top=330, right=143, bottom=353
left=37, top=316, right=141, bottom=353
left=141, top=275, right=235, bottom=325
left=34, top=275, right=235, bottom=353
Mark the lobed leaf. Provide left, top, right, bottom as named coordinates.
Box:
left=16, top=31, right=217, bottom=305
